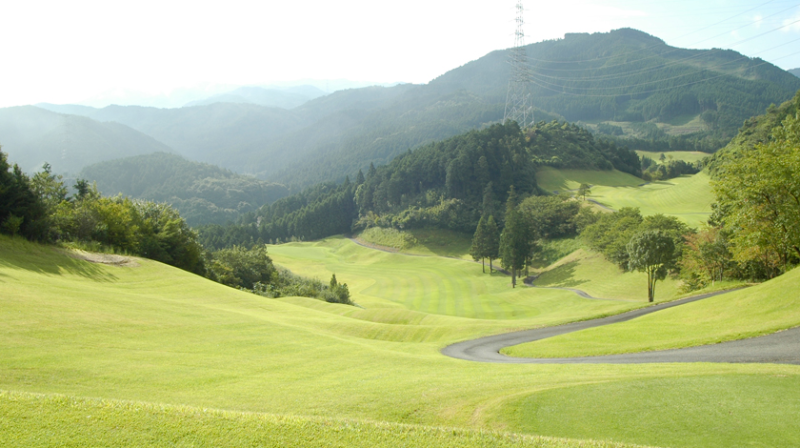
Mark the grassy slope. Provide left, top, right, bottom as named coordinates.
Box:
left=505, top=266, right=800, bottom=358
left=3, top=235, right=800, bottom=448
left=530, top=248, right=679, bottom=302
left=357, top=227, right=473, bottom=259
left=536, top=167, right=643, bottom=193
left=536, top=167, right=714, bottom=225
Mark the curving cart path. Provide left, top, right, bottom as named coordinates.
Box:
left=442, top=289, right=800, bottom=365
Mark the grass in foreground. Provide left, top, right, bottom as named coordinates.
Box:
left=3, top=235, right=800, bottom=448
left=504, top=267, right=800, bottom=358
left=0, top=391, right=652, bottom=448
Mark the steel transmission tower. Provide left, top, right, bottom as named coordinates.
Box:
left=504, top=0, right=532, bottom=128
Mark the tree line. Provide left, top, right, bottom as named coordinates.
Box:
left=0, top=148, right=352, bottom=306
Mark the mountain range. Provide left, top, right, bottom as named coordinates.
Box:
left=2, top=28, right=799, bottom=191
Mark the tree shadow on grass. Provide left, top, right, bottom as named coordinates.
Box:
left=0, top=243, right=119, bottom=282
left=534, top=260, right=588, bottom=288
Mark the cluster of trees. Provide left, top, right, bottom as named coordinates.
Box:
left=640, top=154, right=703, bottom=181
left=206, top=245, right=352, bottom=304
left=0, top=148, right=354, bottom=306
left=470, top=187, right=585, bottom=288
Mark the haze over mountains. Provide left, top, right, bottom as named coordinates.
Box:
left=790, top=68, right=800, bottom=77
left=2, top=29, right=799, bottom=192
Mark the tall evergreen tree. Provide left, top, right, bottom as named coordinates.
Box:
left=470, top=216, right=489, bottom=273
left=355, top=169, right=365, bottom=185
left=499, top=186, right=532, bottom=287
left=485, top=214, right=500, bottom=273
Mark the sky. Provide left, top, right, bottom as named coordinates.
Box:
left=1, top=0, right=799, bottom=108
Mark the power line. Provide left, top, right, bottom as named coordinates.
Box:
left=504, top=0, right=533, bottom=127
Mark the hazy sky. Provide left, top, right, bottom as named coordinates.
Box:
left=2, top=0, right=799, bottom=108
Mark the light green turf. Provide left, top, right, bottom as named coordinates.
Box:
left=505, top=267, right=800, bottom=358
left=588, top=171, right=714, bottom=225
left=531, top=248, right=679, bottom=302
left=358, top=227, right=472, bottom=259
left=536, top=167, right=643, bottom=193
left=270, top=237, right=635, bottom=323
left=499, top=375, right=800, bottom=448
left=634, top=150, right=710, bottom=164
left=3, top=235, right=800, bottom=448
left=0, top=391, right=652, bottom=448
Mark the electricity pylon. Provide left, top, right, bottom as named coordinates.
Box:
left=504, top=0, right=532, bottom=128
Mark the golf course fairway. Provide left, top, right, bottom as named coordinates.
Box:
left=2, top=235, right=799, bottom=447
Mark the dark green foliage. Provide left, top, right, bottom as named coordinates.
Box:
left=207, top=245, right=278, bottom=290
left=80, top=153, right=289, bottom=226
left=526, top=121, right=642, bottom=176
left=0, top=148, right=48, bottom=240
left=640, top=156, right=703, bottom=181
left=470, top=215, right=500, bottom=273
left=596, top=123, right=623, bottom=136
left=518, top=195, right=581, bottom=240
left=499, top=187, right=535, bottom=287
left=627, top=230, right=677, bottom=302
left=712, top=94, right=800, bottom=274
left=581, top=208, right=689, bottom=272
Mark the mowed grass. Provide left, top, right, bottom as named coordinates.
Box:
left=269, top=237, right=634, bottom=325
left=536, top=167, right=643, bottom=193
left=505, top=266, right=800, bottom=358
left=535, top=167, right=714, bottom=225
left=530, top=248, right=679, bottom=302
left=1, top=391, right=649, bottom=448
left=589, top=171, right=714, bottom=225
left=358, top=227, right=473, bottom=259
left=3, top=235, right=800, bottom=448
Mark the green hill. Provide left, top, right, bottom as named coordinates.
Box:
left=0, top=106, right=173, bottom=174
left=790, top=68, right=800, bottom=78
left=79, top=152, right=290, bottom=226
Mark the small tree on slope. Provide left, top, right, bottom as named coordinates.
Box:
left=627, top=230, right=676, bottom=302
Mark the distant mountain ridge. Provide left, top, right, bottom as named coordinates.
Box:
left=14, top=29, right=800, bottom=190
left=0, top=106, right=173, bottom=174
left=79, top=152, right=289, bottom=226
left=790, top=68, right=800, bottom=78
left=183, top=85, right=326, bottom=109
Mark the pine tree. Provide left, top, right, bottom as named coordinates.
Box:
left=356, top=169, right=365, bottom=185
left=499, top=186, right=532, bottom=287
left=486, top=214, right=500, bottom=273
left=470, top=216, right=488, bottom=272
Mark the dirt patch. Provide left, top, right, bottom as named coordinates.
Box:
left=68, top=250, right=140, bottom=267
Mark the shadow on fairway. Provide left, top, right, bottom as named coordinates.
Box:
left=0, top=245, right=119, bottom=282
left=534, top=260, right=587, bottom=289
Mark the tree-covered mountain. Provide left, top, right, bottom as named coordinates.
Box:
left=27, top=29, right=800, bottom=190
left=789, top=68, right=800, bottom=77
left=198, top=121, right=639, bottom=249
left=183, top=85, right=326, bottom=109
left=79, top=153, right=289, bottom=226
left=0, top=106, right=173, bottom=174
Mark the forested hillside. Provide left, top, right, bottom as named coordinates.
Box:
left=0, top=106, right=173, bottom=174
left=198, top=121, right=639, bottom=249
left=790, top=68, right=800, bottom=77
left=80, top=153, right=289, bottom=226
